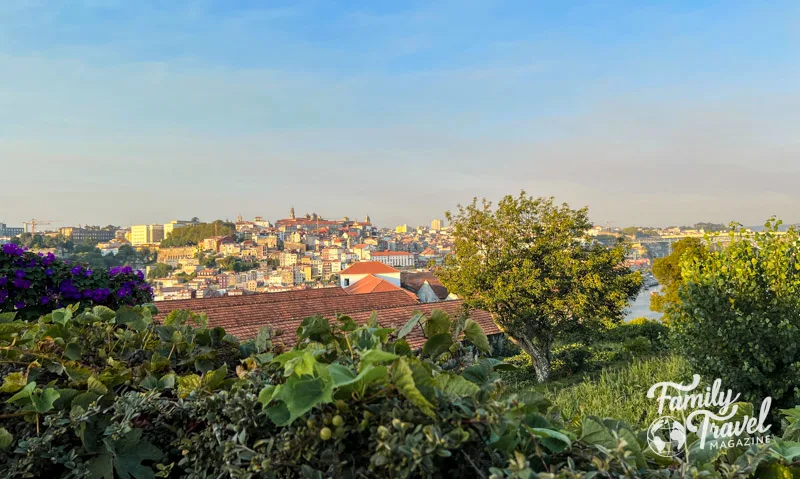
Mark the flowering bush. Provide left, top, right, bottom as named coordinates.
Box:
left=0, top=243, right=152, bottom=320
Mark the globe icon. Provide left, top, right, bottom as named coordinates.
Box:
left=647, top=416, right=686, bottom=457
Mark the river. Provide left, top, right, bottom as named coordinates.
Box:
left=624, top=285, right=663, bottom=321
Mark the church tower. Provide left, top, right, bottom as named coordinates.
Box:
left=364, top=214, right=371, bottom=224
left=289, top=206, right=295, bottom=220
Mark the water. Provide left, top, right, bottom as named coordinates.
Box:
left=624, top=285, right=662, bottom=321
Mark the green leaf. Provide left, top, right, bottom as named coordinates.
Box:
left=0, top=312, right=17, bottom=323
left=463, top=319, right=491, bottom=353
left=202, top=365, right=227, bottom=391
left=266, top=369, right=333, bottom=426
left=65, top=342, right=82, bottom=361
left=51, top=308, right=73, bottom=326
left=96, top=428, right=163, bottom=479
left=359, top=349, right=399, bottom=365
left=273, top=350, right=317, bottom=377
left=422, top=333, right=454, bottom=358
left=580, top=417, right=617, bottom=449
left=0, top=321, right=27, bottom=339
left=422, top=310, right=451, bottom=337
left=329, top=364, right=358, bottom=387
left=177, top=374, right=201, bottom=398
left=0, top=428, right=13, bottom=450
left=92, top=305, right=117, bottom=322
left=116, top=306, right=149, bottom=332
left=0, top=372, right=27, bottom=393
left=755, top=463, right=794, bottom=479
left=31, top=388, right=60, bottom=413
left=527, top=427, right=572, bottom=453
left=396, top=311, right=424, bottom=339
left=6, top=381, right=36, bottom=404
left=255, top=326, right=272, bottom=353
left=434, top=373, right=480, bottom=397
left=769, top=439, right=800, bottom=461
left=391, top=358, right=435, bottom=417
left=87, top=376, right=108, bottom=395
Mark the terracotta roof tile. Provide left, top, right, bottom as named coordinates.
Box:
left=344, top=274, right=407, bottom=295
left=154, top=288, right=420, bottom=347
left=340, top=261, right=399, bottom=275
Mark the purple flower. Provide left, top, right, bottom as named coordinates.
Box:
left=1, top=244, right=26, bottom=257
left=0, top=277, right=7, bottom=287
left=71, top=266, right=83, bottom=275
left=45, top=268, right=53, bottom=276
left=14, top=270, right=25, bottom=278
left=84, top=269, right=93, bottom=277
left=83, top=290, right=93, bottom=298
left=0, top=290, right=7, bottom=302
left=136, top=270, right=145, bottom=280
left=42, top=253, right=55, bottom=266
left=40, top=296, right=50, bottom=305
left=13, top=278, right=31, bottom=289
left=14, top=301, right=25, bottom=309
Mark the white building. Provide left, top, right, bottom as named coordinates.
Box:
left=339, top=261, right=401, bottom=288
left=370, top=251, right=416, bottom=268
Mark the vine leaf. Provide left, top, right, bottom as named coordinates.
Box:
left=391, top=358, right=435, bottom=417
left=463, top=319, right=491, bottom=353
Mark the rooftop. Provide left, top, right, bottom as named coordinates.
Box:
left=340, top=261, right=400, bottom=275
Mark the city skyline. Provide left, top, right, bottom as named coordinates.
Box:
left=3, top=1, right=800, bottom=227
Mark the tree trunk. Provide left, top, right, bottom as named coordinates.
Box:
left=508, top=335, right=551, bottom=382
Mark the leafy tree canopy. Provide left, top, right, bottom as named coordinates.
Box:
left=650, top=237, right=709, bottom=315
left=160, top=221, right=235, bottom=248
left=438, top=191, right=642, bottom=382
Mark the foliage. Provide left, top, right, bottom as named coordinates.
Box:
left=1, top=303, right=800, bottom=478
left=669, top=219, right=800, bottom=410
left=217, top=255, right=258, bottom=272
left=147, top=263, right=173, bottom=280
left=1, top=245, right=153, bottom=320
left=160, top=221, right=235, bottom=248
left=651, top=237, right=709, bottom=314
left=439, top=191, right=642, bottom=382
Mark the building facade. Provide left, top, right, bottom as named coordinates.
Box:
left=131, top=224, right=165, bottom=245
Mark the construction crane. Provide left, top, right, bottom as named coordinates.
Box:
left=23, top=219, right=54, bottom=235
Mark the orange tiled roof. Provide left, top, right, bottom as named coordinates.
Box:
left=340, top=261, right=399, bottom=275
left=154, top=288, right=420, bottom=347
left=372, top=250, right=413, bottom=256
left=345, top=274, right=409, bottom=295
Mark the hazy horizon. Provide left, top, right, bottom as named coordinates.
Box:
left=2, top=1, right=799, bottom=228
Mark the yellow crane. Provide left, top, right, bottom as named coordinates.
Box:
left=23, top=219, right=54, bottom=235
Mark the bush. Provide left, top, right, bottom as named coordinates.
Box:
left=0, top=244, right=152, bottom=320
left=670, top=220, right=800, bottom=410
left=622, top=336, right=652, bottom=356
left=605, top=318, right=670, bottom=352
left=3, top=305, right=800, bottom=477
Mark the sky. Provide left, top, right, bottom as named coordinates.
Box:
left=1, top=0, right=799, bottom=229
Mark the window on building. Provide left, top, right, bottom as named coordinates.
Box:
left=344, top=278, right=350, bottom=286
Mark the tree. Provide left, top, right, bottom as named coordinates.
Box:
left=147, top=263, right=173, bottom=279
left=650, top=238, right=708, bottom=314
left=669, top=219, right=800, bottom=409
left=439, top=192, right=641, bottom=382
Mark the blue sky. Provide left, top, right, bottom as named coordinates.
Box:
left=2, top=0, right=799, bottom=228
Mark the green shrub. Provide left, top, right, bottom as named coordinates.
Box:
left=622, top=336, right=652, bottom=356
left=1, top=305, right=799, bottom=478
left=670, top=220, right=800, bottom=410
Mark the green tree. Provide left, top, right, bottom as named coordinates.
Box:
left=650, top=238, right=708, bottom=314
left=160, top=221, right=234, bottom=247
left=669, top=219, right=800, bottom=409
left=147, top=263, right=173, bottom=279
left=439, top=192, right=642, bottom=382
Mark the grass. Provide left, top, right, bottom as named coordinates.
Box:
left=506, top=354, right=692, bottom=429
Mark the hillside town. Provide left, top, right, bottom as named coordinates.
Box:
left=1, top=213, right=759, bottom=304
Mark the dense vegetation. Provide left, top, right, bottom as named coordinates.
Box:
left=669, top=220, right=800, bottom=411
left=2, top=304, right=799, bottom=478
left=0, top=244, right=152, bottom=321
left=160, top=221, right=235, bottom=247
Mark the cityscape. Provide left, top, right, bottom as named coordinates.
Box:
left=2, top=1, right=799, bottom=476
